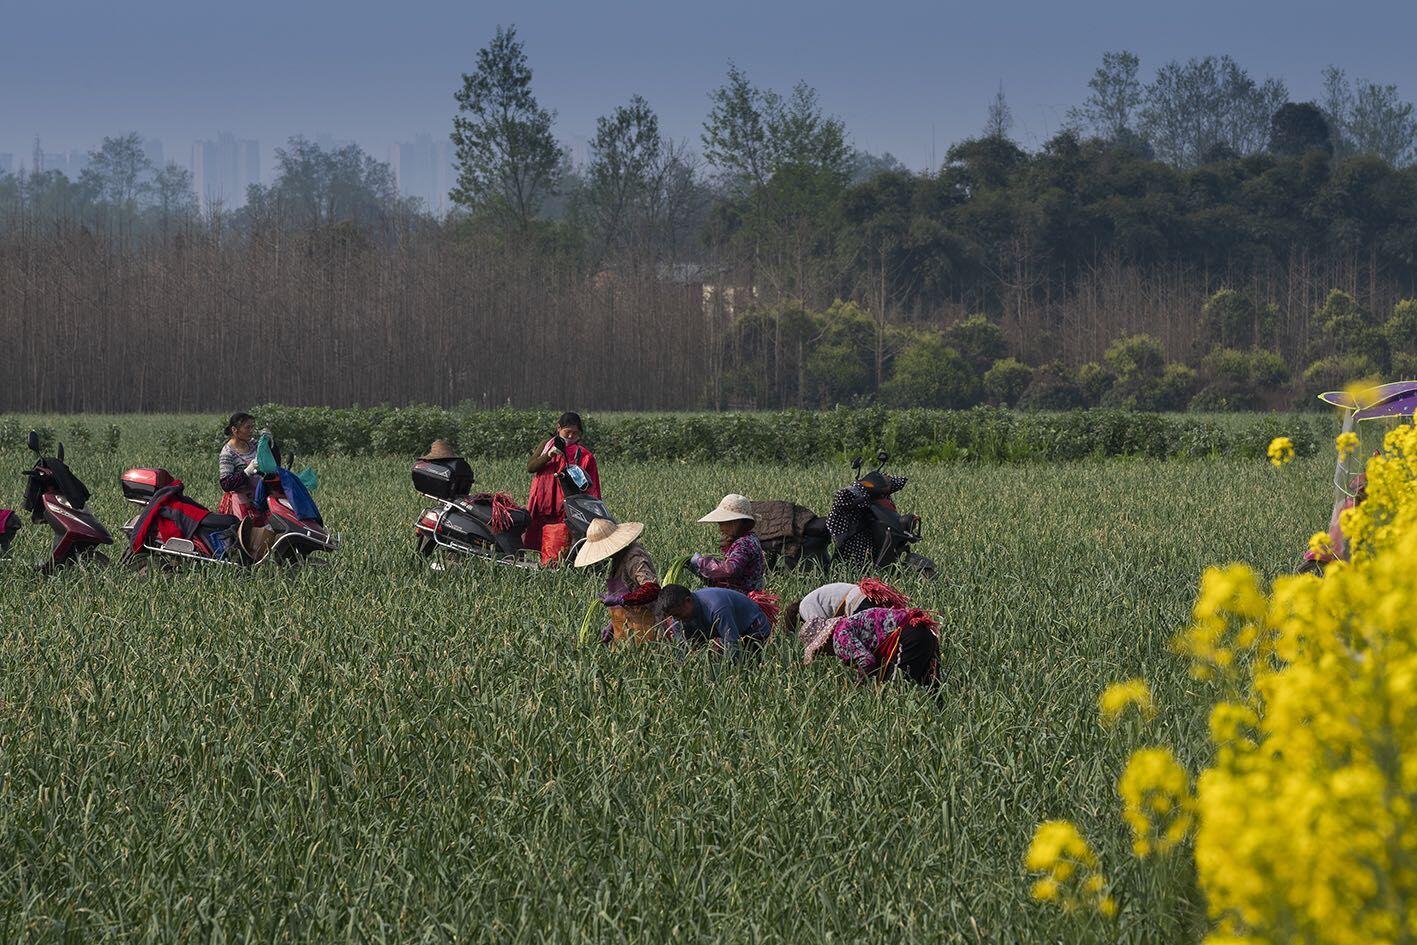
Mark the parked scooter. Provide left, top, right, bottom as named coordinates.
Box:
left=412, top=451, right=614, bottom=568
left=827, top=451, right=936, bottom=578
left=21, top=430, right=113, bottom=573
left=120, top=437, right=334, bottom=567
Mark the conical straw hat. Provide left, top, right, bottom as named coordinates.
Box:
left=574, top=518, right=645, bottom=568
left=697, top=493, right=755, bottom=523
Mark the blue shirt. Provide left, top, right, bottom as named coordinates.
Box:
left=682, top=587, right=770, bottom=658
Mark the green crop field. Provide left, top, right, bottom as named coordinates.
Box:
left=0, top=420, right=1336, bottom=943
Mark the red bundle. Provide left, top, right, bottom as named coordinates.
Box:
left=859, top=578, right=910, bottom=609
left=621, top=582, right=661, bottom=608
left=473, top=492, right=521, bottom=533
left=898, top=608, right=939, bottom=636
left=748, top=591, right=781, bottom=626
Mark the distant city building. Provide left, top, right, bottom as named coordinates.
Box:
left=191, top=133, right=260, bottom=209
left=37, top=149, right=88, bottom=177
left=388, top=134, right=456, bottom=214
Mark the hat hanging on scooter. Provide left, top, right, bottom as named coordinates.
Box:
left=697, top=494, right=755, bottom=524
left=574, top=518, right=645, bottom=568
left=420, top=439, right=459, bottom=462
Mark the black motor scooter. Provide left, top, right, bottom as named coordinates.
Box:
left=21, top=430, right=113, bottom=573
left=413, top=452, right=615, bottom=569
left=827, top=451, right=935, bottom=578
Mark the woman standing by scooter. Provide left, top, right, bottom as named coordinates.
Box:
left=523, top=412, right=600, bottom=555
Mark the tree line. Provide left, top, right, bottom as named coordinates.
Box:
left=3, top=29, right=1417, bottom=411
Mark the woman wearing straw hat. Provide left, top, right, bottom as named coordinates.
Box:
left=575, top=517, right=659, bottom=644
left=687, top=493, right=766, bottom=594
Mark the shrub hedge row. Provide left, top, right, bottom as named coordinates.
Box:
left=113, top=405, right=1334, bottom=465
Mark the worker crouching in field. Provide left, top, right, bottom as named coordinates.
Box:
left=687, top=494, right=765, bottom=593
left=656, top=583, right=778, bottom=660
left=574, top=517, right=660, bottom=644
left=802, top=606, right=941, bottom=689
left=784, top=578, right=912, bottom=637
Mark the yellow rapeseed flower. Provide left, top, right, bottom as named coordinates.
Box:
left=1118, top=747, right=1194, bottom=857
left=1307, top=530, right=1333, bottom=556
left=1023, top=820, right=1113, bottom=918
left=1335, top=431, right=1360, bottom=460
left=1098, top=678, right=1156, bottom=727
left=1267, top=436, right=1295, bottom=467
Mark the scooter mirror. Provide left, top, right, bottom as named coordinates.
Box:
left=876, top=450, right=889, bottom=465
left=57, top=443, right=65, bottom=462
left=851, top=456, right=862, bottom=470
left=26, top=431, right=39, bottom=453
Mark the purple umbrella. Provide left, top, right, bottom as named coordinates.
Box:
left=1318, top=380, right=1417, bottom=420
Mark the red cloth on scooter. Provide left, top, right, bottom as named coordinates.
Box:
left=524, top=440, right=600, bottom=550
left=129, top=481, right=212, bottom=555
left=540, top=523, right=571, bottom=566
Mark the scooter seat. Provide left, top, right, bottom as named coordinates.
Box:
left=200, top=512, right=240, bottom=530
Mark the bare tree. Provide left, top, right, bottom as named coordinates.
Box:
left=984, top=82, right=1014, bottom=140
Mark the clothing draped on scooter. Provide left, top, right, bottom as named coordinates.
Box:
left=827, top=475, right=907, bottom=567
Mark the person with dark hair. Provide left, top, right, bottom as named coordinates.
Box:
left=688, top=493, right=765, bottom=593
left=656, top=583, right=772, bottom=660
left=524, top=411, right=600, bottom=553
left=805, top=606, right=940, bottom=688
left=217, top=412, right=259, bottom=517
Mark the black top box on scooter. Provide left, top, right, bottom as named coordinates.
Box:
left=121, top=467, right=174, bottom=503
left=413, top=458, right=473, bottom=499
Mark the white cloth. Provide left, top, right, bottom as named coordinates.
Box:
left=798, top=582, right=865, bottom=623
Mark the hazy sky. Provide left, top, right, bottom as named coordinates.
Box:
left=3, top=0, right=1415, bottom=171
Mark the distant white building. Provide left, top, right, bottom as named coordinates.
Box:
left=191, top=133, right=260, bottom=209
left=388, top=134, right=456, bottom=215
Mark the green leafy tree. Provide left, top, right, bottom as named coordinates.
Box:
left=1321, top=67, right=1417, bottom=165
left=1017, top=362, right=1086, bottom=410
left=944, top=314, right=1008, bottom=375
left=451, top=25, right=562, bottom=230
left=1385, top=299, right=1417, bottom=356
left=1075, top=362, right=1115, bottom=406
left=1104, top=334, right=1166, bottom=382
left=1269, top=103, right=1332, bottom=156
left=1201, top=289, right=1259, bottom=349
left=81, top=133, right=152, bottom=210
left=1316, top=289, right=1388, bottom=368
left=880, top=333, right=980, bottom=408
left=1141, top=56, right=1288, bottom=166
left=983, top=358, right=1033, bottom=406
left=1068, top=51, right=1144, bottom=142
left=585, top=95, right=663, bottom=254
left=247, top=137, right=402, bottom=232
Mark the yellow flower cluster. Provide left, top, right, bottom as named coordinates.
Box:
left=1172, top=563, right=1266, bottom=686
left=1335, top=430, right=1359, bottom=460
left=1266, top=436, right=1294, bottom=467
left=1193, top=421, right=1417, bottom=942
left=1306, top=530, right=1333, bottom=556
left=1028, top=419, right=1417, bottom=943
left=1024, top=820, right=1117, bottom=919
left=1118, top=747, right=1194, bottom=857
left=1098, top=678, right=1156, bottom=727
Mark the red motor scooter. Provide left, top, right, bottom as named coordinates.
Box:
left=21, top=430, right=113, bottom=573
